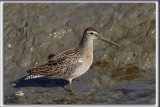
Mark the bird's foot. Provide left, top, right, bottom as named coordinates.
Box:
left=69, top=90, right=74, bottom=95
left=69, top=86, right=74, bottom=95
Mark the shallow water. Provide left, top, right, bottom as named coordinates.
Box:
left=4, top=3, right=156, bottom=104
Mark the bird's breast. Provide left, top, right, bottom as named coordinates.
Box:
left=70, top=53, right=93, bottom=79
left=79, top=52, right=93, bottom=66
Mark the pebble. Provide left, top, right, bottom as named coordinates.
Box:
left=14, top=91, right=24, bottom=97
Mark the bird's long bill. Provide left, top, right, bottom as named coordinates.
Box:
left=98, top=35, right=120, bottom=47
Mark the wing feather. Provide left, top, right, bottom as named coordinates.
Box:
left=26, top=47, right=83, bottom=77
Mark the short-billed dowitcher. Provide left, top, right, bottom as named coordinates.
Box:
left=25, top=27, right=120, bottom=93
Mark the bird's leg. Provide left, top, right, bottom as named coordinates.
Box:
left=68, top=79, right=74, bottom=94
left=69, top=83, right=73, bottom=92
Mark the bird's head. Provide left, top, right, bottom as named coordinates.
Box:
left=83, top=27, right=120, bottom=47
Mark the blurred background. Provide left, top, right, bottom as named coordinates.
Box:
left=4, top=3, right=156, bottom=104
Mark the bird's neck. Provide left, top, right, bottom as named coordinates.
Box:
left=79, top=36, right=93, bottom=54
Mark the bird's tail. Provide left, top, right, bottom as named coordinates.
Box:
left=24, top=74, right=44, bottom=80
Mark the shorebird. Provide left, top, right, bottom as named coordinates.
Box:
left=25, top=27, right=120, bottom=93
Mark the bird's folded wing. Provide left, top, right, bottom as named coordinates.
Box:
left=26, top=48, right=83, bottom=77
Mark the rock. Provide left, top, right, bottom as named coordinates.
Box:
left=4, top=3, right=155, bottom=104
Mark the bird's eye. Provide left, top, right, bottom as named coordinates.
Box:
left=90, top=32, right=94, bottom=35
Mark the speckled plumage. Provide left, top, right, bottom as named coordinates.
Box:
left=26, top=47, right=84, bottom=78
